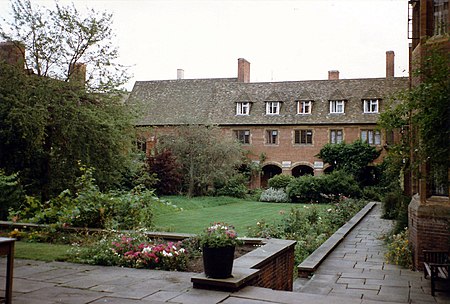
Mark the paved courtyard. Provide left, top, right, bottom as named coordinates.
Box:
left=1, top=203, right=449, bottom=303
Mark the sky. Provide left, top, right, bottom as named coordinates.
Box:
left=0, top=0, right=410, bottom=91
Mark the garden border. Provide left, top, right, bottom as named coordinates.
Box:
left=297, top=201, right=377, bottom=278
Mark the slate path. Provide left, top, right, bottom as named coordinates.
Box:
left=294, top=203, right=450, bottom=303
left=0, top=203, right=449, bottom=303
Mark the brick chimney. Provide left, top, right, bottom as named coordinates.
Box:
left=0, top=41, right=25, bottom=70
left=328, top=70, right=339, bottom=80
left=69, top=62, right=86, bottom=86
left=238, top=58, right=250, bottom=83
left=177, top=69, right=184, bottom=80
left=386, top=50, right=395, bottom=78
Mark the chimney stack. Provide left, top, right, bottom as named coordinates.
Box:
left=0, top=41, right=25, bottom=70
left=177, top=69, right=184, bottom=80
left=328, top=70, right=339, bottom=80
left=69, top=62, right=86, bottom=86
left=238, top=58, right=250, bottom=83
left=386, top=50, right=395, bottom=78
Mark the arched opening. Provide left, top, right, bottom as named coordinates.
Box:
left=292, top=165, right=314, bottom=177
left=324, top=165, right=334, bottom=174
left=261, top=164, right=282, bottom=188
left=360, top=165, right=380, bottom=186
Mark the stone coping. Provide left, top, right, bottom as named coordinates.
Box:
left=297, top=201, right=377, bottom=278
left=191, top=238, right=297, bottom=292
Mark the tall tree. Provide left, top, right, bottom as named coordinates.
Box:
left=0, top=0, right=136, bottom=200
left=157, top=125, right=244, bottom=197
left=317, top=140, right=381, bottom=183
left=0, top=0, right=129, bottom=92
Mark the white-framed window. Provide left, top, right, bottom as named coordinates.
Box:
left=329, top=100, right=345, bottom=113
left=363, top=99, right=379, bottom=113
left=294, top=129, right=313, bottom=144
left=361, top=129, right=381, bottom=145
left=266, top=101, right=280, bottom=115
left=330, top=129, right=343, bottom=144
left=234, top=130, right=250, bottom=144
left=297, top=101, right=312, bottom=114
left=266, top=129, right=278, bottom=144
left=236, top=102, right=250, bottom=115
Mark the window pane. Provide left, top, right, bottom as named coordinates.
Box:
left=361, top=130, right=367, bottom=142
left=374, top=130, right=381, bottom=145
left=266, top=130, right=278, bottom=144
left=294, top=130, right=300, bottom=144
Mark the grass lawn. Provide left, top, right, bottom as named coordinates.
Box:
left=15, top=241, right=72, bottom=262
left=153, top=196, right=330, bottom=235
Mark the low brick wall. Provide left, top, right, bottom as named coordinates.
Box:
left=191, top=238, right=297, bottom=292
left=242, top=240, right=296, bottom=291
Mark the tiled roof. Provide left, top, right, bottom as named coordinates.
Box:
left=127, top=76, right=408, bottom=126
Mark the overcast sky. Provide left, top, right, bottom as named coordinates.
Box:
left=1, top=0, right=410, bottom=90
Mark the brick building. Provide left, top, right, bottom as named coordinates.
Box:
left=128, top=53, right=407, bottom=188
left=407, top=0, right=449, bottom=270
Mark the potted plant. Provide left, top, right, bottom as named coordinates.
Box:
left=198, top=222, right=243, bottom=279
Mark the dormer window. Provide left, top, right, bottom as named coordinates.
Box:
left=236, top=102, right=250, bottom=115
left=297, top=101, right=312, bottom=114
left=363, top=99, right=379, bottom=113
left=266, top=101, right=280, bottom=115
left=329, top=100, right=345, bottom=114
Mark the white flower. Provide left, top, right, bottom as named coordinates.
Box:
left=142, top=246, right=153, bottom=253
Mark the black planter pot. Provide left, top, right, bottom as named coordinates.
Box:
left=202, top=245, right=235, bottom=279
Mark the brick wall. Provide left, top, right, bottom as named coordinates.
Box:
left=408, top=195, right=450, bottom=270
left=244, top=243, right=295, bottom=291
left=192, top=239, right=296, bottom=292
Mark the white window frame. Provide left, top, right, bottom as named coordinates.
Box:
left=363, top=99, right=379, bottom=113
left=361, top=129, right=381, bottom=145
left=329, top=100, right=345, bottom=114
left=236, top=102, right=250, bottom=115
left=266, top=101, right=280, bottom=115
left=330, top=129, right=343, bottom=144
left=297, top=100, right=312, bottom=114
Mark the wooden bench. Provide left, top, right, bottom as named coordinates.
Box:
left=423, top=250, right=449, bottom=296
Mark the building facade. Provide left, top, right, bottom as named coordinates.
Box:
left=407, top=0, right=449, bottom=270
left=128, top=53, right=408, bottom=188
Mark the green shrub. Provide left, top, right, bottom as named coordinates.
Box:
left=215, top=174, right=248, bottom=198
left=362, top=187, right=382, bottom=201
left=286, top=175, right=323, bottom=203
left=286, top=171, right=362, bottom=204
left=0, top=170, right=25, bottom=220
left=321, top=170, right=362, bottom=199
left=382, top=190, right=408, bottom=220
left=268, top=174, right=294, bottom=189
left=259, top=187, right=289, bottom=203
left=247, top=188, right=263, bottom=201
left=9, top=165, right=156, bottom=230
left=385, top=228, right=412, bottom=268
